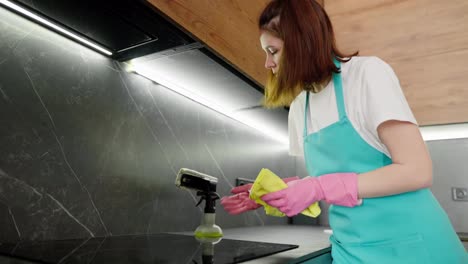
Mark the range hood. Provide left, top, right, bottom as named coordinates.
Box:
left=0, top=0, right=289, bottom=144
left=3, top=0, right=195, bottom=61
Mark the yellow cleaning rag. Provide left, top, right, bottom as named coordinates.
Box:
left=249, top=168, right=321, bottom=217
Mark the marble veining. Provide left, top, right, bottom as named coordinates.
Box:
left=0, top=85, right=9, bottom=101
left=204, top=144, right=234, bottom=189
left=23, top=66, right=109, bottom=236
left=56, top=237, right=92, bottom=264
left=0, top=169, right=99, bottom=238
left=8, top=207, right=21, bottom=239
left=45, top=194, right=95, bottom=237
left=117, top=68, right=177, bottom=176
left=0, top=6, right=294, bottom=243
left=144, top=82, right=191, bottom=163
left=23, top=68, right=57, bottom=129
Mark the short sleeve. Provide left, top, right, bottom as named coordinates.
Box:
left=361, top=57, right=418, bottom=134
left=288, top=99, right=303, bottom=156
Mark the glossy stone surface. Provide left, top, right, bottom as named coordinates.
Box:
left=0, top=233, right=298, bottom=264
left=0, top=6, right=295, bottom=243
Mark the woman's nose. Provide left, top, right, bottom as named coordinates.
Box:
left=265, top=57, right=275, bottom=69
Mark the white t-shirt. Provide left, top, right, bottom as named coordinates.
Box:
left=289, top=56, right=417, bottom=157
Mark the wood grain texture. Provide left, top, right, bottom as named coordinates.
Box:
left=147, top=0, right=324, bottom=89
left=148, top=0, right=467, bottom=125
left=147, top=0, right=270, bottom=87
left=325, top=0, right=468, bottom=125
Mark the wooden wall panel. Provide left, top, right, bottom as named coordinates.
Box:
left=397, top=49, right=468, bottom=124
left=148, top=0, right=468, bottom=125
left=325, top=0, right=468, bottom=125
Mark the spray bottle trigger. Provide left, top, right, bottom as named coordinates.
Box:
left=195, top=196, right=204, bottom=207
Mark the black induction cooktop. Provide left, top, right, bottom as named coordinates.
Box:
left=0, top=233, right=299, bottom=264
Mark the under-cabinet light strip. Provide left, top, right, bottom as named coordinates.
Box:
left=129, top=62, right=289, bottom=145
left=420, top=123, right=468, bottom=141
left=130, top=62, right=468, bottom=144
left=0, top=0, right=112, bottom=56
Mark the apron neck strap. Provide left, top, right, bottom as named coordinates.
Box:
left=304, top=91, right=310, bottom=137
left=303, top=58, right=346, bottom=137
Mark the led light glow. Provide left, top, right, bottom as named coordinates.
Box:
left=420, top=123, right=468, bottom=141
left=130, top=62, right=289, bottom=145
left=0, top=0, right=112, bottom=56
left=131, top=60, right=468, bottom=144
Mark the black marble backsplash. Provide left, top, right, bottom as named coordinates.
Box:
left=0, top=7, right=295, bottom=242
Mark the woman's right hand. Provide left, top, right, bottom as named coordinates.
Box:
left=220, top=183, right=261, bottom=215
left=220, top=176, right=300, bottom=215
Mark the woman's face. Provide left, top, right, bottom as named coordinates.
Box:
left=260, top=31, right=284, bottom=75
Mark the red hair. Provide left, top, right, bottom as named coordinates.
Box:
left=259, top=0, right=358, bottom=107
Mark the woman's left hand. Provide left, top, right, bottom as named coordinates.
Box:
left=261, top=173, right=361, bottom=217
left=261, top=177, right=324, bottom=217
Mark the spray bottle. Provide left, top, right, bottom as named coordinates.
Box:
left=175, top=168, right=223, bottom=238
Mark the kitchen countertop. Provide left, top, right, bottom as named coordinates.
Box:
left=457, top=232, right=468, bottom=251
left=0, top=225, right=330, bottom=264
left=0, top=225, right=465, bottom=263
left=217, top=226, right=468, bottom=263
left=203, top=225, right=332, bottom=263
left=0, top=255, right=37, bottom=264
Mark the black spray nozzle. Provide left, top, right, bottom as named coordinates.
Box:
left=175, top=168, right=220, bottom=213
left=195, top=191, right=220, bottom=214
left=176, top=168, right=217, bottom=193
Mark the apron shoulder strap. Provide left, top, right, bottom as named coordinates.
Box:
left=333, top=59, right=346, bottom=120
left=303, top=91, right=310, bottom=138
left=303, top=58, right=347, bottom=138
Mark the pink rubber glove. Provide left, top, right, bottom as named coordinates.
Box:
left=220, top=191, right=261, bottom=215
left=220, top=176, right=300, bottom=215
left=261, top=173, right=360, bottom=217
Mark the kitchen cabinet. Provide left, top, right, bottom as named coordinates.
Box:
left=147, top=0, right=270, bottom=89
left=147, top=0, right=468, bottom=126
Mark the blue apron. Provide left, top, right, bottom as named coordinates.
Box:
left=303, top=59, right=468, bottom=263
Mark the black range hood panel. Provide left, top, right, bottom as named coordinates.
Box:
left=11, top=0, right=196, bottom=60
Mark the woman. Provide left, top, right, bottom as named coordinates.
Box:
left=220, top=0, right=467, bottom=263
